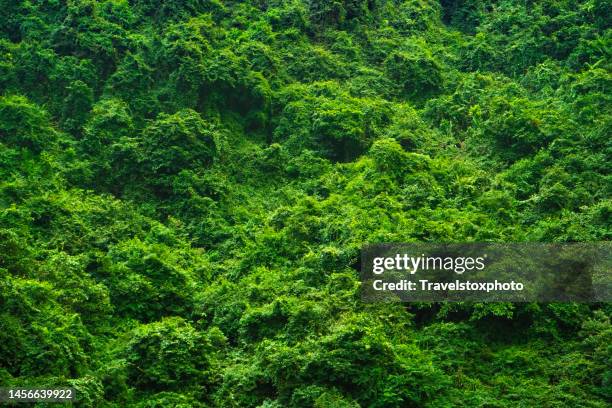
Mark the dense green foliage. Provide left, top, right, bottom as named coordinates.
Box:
left=0, top=0, right=610, bottom=406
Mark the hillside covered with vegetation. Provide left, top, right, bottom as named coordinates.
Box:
left=0, top=0, right=610, bottom=406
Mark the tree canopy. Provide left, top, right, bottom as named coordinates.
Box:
left=0, top=1, right=610, bottom=406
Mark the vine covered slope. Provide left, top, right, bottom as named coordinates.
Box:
left=0, top=1, right=610, bottom=406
